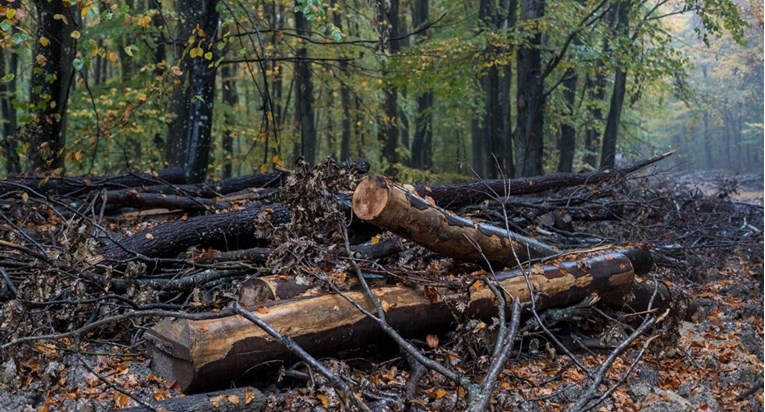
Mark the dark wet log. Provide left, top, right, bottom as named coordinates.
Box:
left=121, top=172, right=287, bottom=198
left=208, top=247, right=272, bottom=263
left=146, top=249, right=646, bottom=392
left=97, top=205, right=289, bottom=262
left=352, top=176, right=558, bottom=268
left=0, top=167, right=187, bottom=197
left=100, top=191, right=224, bottom=212
left=114, top=386, right=265, bottom=412
left=349, top=237, right=406, bottom=259
left=415, top=152, right=673, bottom=209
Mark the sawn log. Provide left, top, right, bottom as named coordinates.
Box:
left=352, top=175, right=557, bottom=268
left=146, top=248, right=649, bottom=392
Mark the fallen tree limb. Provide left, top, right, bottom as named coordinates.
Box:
left=0, top=167, right=187, bottom=197
left=146, top=248, right=647, bottom=392
left=415, top=152, right=673, bottom=209
left=352, top=176, right=558, bottom=268
left=114, top=386, right=265, bottom=412
left=96, top=204, right=290, bottom=262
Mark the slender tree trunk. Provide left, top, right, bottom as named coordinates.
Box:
left=376, top=0, right=403, bottom=174
left=152, top=0, right=167, bottom=76
left=557, top=68, right=578, bottom=172
left=600, top=0, right=630, bottom=169
left=472, top=0, right=515, bottom=178
left=331, top=1, right=353, bottom=161
left=27, top=0, right=77, bottom=173
left=0, top=35, right=19, bottom=174
left=221, top=64, right=238, bottom=178
left=165, top=0, right=221, bottom=182
left=409, top=0, right=433, bottom=169
left=294, top=2, right=317, bottom=164
left=583, top=74, right=605, bottom=168
left=515, top=0, right=545, bottom=177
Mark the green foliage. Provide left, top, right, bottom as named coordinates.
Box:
left=0, top=0, right=758, bottom=177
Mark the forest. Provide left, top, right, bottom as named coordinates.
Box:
left=0, top=0, right=763, bottom=411
left=0, top=0, right=761, bottom=179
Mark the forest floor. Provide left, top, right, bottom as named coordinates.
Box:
left=0, top=167, right=762, bottom=411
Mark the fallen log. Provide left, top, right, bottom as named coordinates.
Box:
left=97, top=204, right=290, bottom=262
left=352, top=176, right=557, bottom=268
left=146, top=248, right=647, bottom=392
left=415, top=151, right=673, bottom=209
left=0, top=167, right=187, bottom=197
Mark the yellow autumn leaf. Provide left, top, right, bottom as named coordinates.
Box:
left=39, top=37, right=49, bottom=47
left=370, top=235, right=381, bottom=245
left=21, top=192, right=28, bottom=203
left=137, top=15, right=152, bottom=28
left=36, top=54, right=47, bottom=66
left=74, top=150, right=84, bottom=161
left=189, top=47, right=203, bottom=58
left=260, top=163, right=268, bottom=173
left=227, top=395, right=240, bottom=405
left=6, top=8, right=16, bottom=19
left=108, top=51, right=118, bottom=62
left=316, top=394, right=329, bottom=408
left=53, top=14, right=68, bottom=24
left=204, top=51, right=213, bottom=60
left=70, top=30, right=81, bottom=39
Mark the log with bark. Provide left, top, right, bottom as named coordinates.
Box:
left=146, top=248, right=650, bottom=392
left=96, top=204, right=290, bottom=262
left=0, top=167, right=187, bottom=197
left=352, top=175, right=558, bottom=268
left=414, top=151, right=673, bottom=209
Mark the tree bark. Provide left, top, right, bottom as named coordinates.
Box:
left=96, top=204, right=289, bottom=263
left=409, top=0, right=433, bottom=170
left=515, top=0, right=545, bottom=177
left=600, top=0, right=630, bottom=169
left=146, top=248, right=647, bottom=392
left=557, top=68, right=578, bottom=172
left=413, top=151, right=672, bottom=209
left=165, top=0, right=221, bottom=182
left=0, top=41, right=19, bottom=174
left=583, top=73, right=605, bottom=169
left=353, top=176, right=558, bottom=267
left=376, top=0, right=403, bottom=174
left=27, top=0, right=77, bottom=173
left=331, top=1, right=353, bottom=162
left=294, top=2, right=317, bottom=165
left=221, top=64, right=238, bottom=178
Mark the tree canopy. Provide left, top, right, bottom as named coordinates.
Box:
left=0, top=0, right=760, bottom=180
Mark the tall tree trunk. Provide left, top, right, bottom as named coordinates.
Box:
left=294, top=3, right=317, bottom=164
left=515, top=0, right=545, bottom=177
left=557, top=68, right=578, bottom=172
left=151, top=0, right=167, bottom=76
left=165, top=0, right=221, bottom=182
left=583, top=73, right=605, bottom=169
left=377, top=0, right=402, bottom=174
left=331, top=1, right=353, bottom=161
left=0, top=33, right=19, bottom=174
left=600, top=0, right=629, bottom=170
left=221, top=64, right=238, bottom=178
left=409, top=0, right=433, bottom=169
left=473, top=0, right=515, bottom=178
left=27, top=0, right=77, bottom=173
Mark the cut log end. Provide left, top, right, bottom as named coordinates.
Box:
left=352, top=176, right=390, bottom=220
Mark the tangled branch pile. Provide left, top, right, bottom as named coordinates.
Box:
left=0, top=157, right=761, bottom=411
